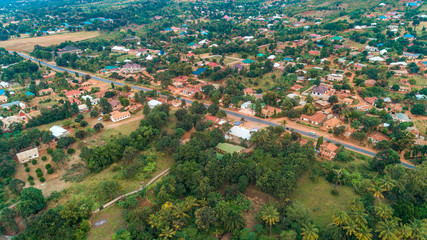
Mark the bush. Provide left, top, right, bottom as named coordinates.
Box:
left=67, top=148, right=76, bottom=155
left=29, top=180, right=35, bottom=185
left=23, top=163, right=28, bottom=167
left=47, top=168, right=54, bottom=174
left=39, top=177, right=45, bottom=182
left=36, top=170, right=43, bottom=178
left=45, top=164, right=52, bottom=169
left=46, top=148, right=53, bottom=154
left=331, top=187, right=339, bottom=196
left=41, top=156, right=47, bottom=161
left=31, top=159, right=37, bottom=165
left=28, top=176, right=33, bottom=181
left=80, top=120, right=88, bottom=127
left=25, top=167, right=30, bottom=172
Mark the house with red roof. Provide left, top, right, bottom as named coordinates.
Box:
left=65, top=90, right=81, bottom=98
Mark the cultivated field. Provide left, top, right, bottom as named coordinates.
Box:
left=0, top=31, right=100, bottom=52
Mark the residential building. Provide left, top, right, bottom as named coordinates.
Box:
left=110, top=111, right=131, bottom=122
left=16, top=148, right=39, bottom=164
left=327, top=73, right=343, bottom=82
left=50, top=126, right=70, bottom=139
left=147, top=99, right=162, bottom=109
left=57, top=46, right=82, bottom=57
left=367, top=132, right=390, bottom=143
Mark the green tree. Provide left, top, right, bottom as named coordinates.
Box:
left=301, top=223, right=319, bottom=240
left=259, top=204, right=280, bottom=235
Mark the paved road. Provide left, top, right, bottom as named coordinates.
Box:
left=17, top=53, right=416, bottom=170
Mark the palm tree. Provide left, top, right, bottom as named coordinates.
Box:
left=375, top=203, right=393, bottom=220
left=259, top=204, right=280, bottom=235
left=380, top=176, right=395, bottom=192
left=223, top=209, right=245, bottom=232
left=301, top=223, right=319, bottom=240
left=351, top=209, right=368, bottom=226
left=368, top=180, right=386, bottom=201
left=343, top=219, right=359, bottom=236
left=409, top=219, right=427, bottom=240
left=398, top=223, right=413, bottom=240
left=355, top=225, right=373, bottom=240
left=159, top=225, right=176, bottom=239
left=333, top=211, right=350, bottom=226
left=376, top=219, right=399, bottom=240
left=349, top=198, right=365, bottom=212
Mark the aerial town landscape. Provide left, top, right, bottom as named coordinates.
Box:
left=0, top=0, right=425, bottom=239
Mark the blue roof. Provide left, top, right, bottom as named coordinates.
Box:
left=193, top=68, right=207, bottom=75
left=284, top=57, right=293, bottom=61
left=234, top=121, right=242, bottom=126
left=2, top=101, right=21, bottom=108
left=83, top=22, right=92, bottom=25
left=165, top=28, right=172, bottom=31
left=187, top=42, right=195, bottom=46
left=403, top=34, right=414, bottom=38
left=257, top=53, right=264, bottom=57
left=182, top=24, right=188, bottom=27
left=317, top=44, right=324, bottom=48
left=0, top=90, right=4, bottom=95
left=242, top=59, right=256, bottom=64
left=25, top=91, right=35, bottom=96
left=379, top=16, right=387, bottom=19
left=159, top=50, right=165, bottom=55
left=377, top=43, right=383, bottom=47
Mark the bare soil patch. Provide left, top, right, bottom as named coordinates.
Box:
left=0, top=31, right=100, bottom=52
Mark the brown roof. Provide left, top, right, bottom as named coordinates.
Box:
left=111, top=111, right=130, bottom=120
left=310, top=112, right=326, bottom=123
left=324, top=118, right=341, bottom=128
left=368, top=132, right=389, bottom=142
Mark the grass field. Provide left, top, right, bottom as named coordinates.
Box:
left=116, top=54, right=138, bottom=62
left=292, top=172, right=357, bottom=229
left=87, top=205, right=126, bottom=240
left=0, top=31, right=100, bottom=52
left=414, top=119, right=427, bottom=138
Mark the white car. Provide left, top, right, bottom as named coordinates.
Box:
left=309, top=131, right=316, bottom=136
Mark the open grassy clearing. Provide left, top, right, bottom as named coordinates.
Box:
left=414, top=119, right=427, bottom=138
left=116, top=54, right=138, bottom=62
left=87, top=205, right=126, bottom=240
left=292, top=171, right=358, bottom=229
left=0, top=31, right=100, bottom=52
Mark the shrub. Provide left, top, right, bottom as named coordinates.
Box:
left=25, top=167, right=30, bottom=172
left=29, top=180, right=35, bottom=185
left=41, top=156, right=47, bottom=161
left=23, top=163, right=28, bottom=167
left=80, top=120, right=88, bottom=127
left=45, top=164, right=52, bottom=169
left=28, top=176, right=33, bottom=181
left=36, top=170, right=43, bottom=178
left=331, top=187, right=339, bottom=196
left=46, top=148, right=53, bottom=154
left=67, top=148, right=76, bottom=155
left=31, top=159, right=37, bottom=165
left=39, top=177, right=45, bottom=182
left=47, top=168, right=54, bottom=174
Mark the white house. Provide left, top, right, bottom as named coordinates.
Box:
left=226, top=126, right=252, bottom=140
left=16, top=147, right=39, bottom=164
left=147, top=99, right=162, bottom=109
left=50, top=126, right=70, bottom=139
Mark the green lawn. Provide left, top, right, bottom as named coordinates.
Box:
left=87, top=205, right=126, bottom=240
left=292, top=172, right=358, bottom=229
left=116, top=54, right=137, bottom=62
